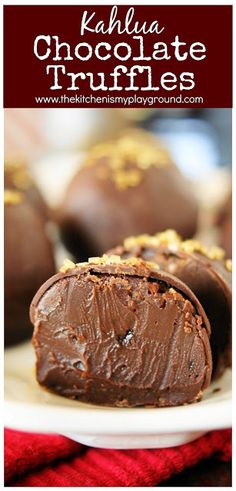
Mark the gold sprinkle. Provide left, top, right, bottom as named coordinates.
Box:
left=225, top=259, right=232, bottom=272
left=124, top=234, right=153, bottom=249
left=84, top=129, right=172, bottom=190
left=206, top=246, right=225, bottom=261
left=85, top=143, right=115, bottom=164
left=59, top=258, right=76, bottom=273
left=124, top=229, right=181, bottom=250
left=123, top=230, right=228, bottom=263
left=113, top=169, right=142, bottom=190
left=136, top=147, right=170, bottom=170
left=4, top=189, right=22, bottom=205
left=60, top=254, right=159, bottom=273
left=88, top=254, right=160, bottom=271
left=88, top=254, right=121, bottom=265
left=180, top=239, right=207, bottom=255
left=181, top=240, right=225, bottom=261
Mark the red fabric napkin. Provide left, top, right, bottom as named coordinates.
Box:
left=5, top=428, right=231, bottom=487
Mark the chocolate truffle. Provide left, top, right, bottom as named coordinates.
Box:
left=108, top=230, right=232, bottom=378
left=216, top=192, right=232, bottom=258
left=4, top=159, right=48, bottom=220
left=58, top=130, right=198, bottom=259
left=31, top=255, right=212, bottom=408
left=4, top=190, right=55, bottom=346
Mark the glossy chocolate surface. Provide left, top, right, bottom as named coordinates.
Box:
left=4, top=161, right=48, bottom=220
left=108, top=233, right=231, bottom=378
left=58, top=131, right=198, bottom=259
left=5, top=194, right=55, bottom=345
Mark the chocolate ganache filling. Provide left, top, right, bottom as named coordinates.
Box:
left=31, top=256, right=212, bottom=407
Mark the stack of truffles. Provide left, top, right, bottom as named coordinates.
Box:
left=5, top=131, right=232, bottom=409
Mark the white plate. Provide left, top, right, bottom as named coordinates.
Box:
left=5, top=342, right=232, bottom=449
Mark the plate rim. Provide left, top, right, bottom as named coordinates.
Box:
left=4, top=396, right=232, bottom=435
left=5, top=342, right=232, bottom=436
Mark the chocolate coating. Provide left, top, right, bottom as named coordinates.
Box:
left=4, top=192, right=55, bottom=346
left=31, top=258, right=212, bottom=408
left=58, top=130, right=198, bottom=259
left=4, top=161, right=48, bottom=220
left=108, top=233, right=232, bottom=378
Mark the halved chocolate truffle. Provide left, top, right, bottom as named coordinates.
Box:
left=108, top=230, right=232, bottom=378
left=4, top=190, right=55, bottom=346
left=58, top=130, right=198, bottom=259
left=31, top=255, right=212, bottom=408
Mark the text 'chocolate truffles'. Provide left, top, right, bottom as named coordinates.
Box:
left=108, top=230, right=232, bottom=378
left=31, top=256, right=212, bottom=408
left=58, top=129, right=198, bottom=259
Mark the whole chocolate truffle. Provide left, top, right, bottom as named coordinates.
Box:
left=4, top=190, right=55, bottom=346
left=108, top=230, right=232, bottom=378
left=31, top=255, right=212, bottom=408
left=58, top=130, right=198, bottom=259
left=216, top=192, right=232, bottom=258
left=4, top=159, right=48, bottom=220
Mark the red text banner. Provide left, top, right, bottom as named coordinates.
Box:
left=4, top=5, right=232, bottom=108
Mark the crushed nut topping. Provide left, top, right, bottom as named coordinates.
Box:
left=112, top=169, right=142, bottom=190
left=123, top=230, right=230, bottom=270
left=84, top=129, right=172, bottom=190
left=88, top=254, right=159, bottom=270
left=204, top=245, right=225, bottom=261
left=88, top=254, right=122, bottom=265
left=181, top=241, right=225, bottom=261
left=60, top=254, right=159, bottom=273
left=124, top=229, right=181, bottom=250
left=59, top=258, right=76, bottom=273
